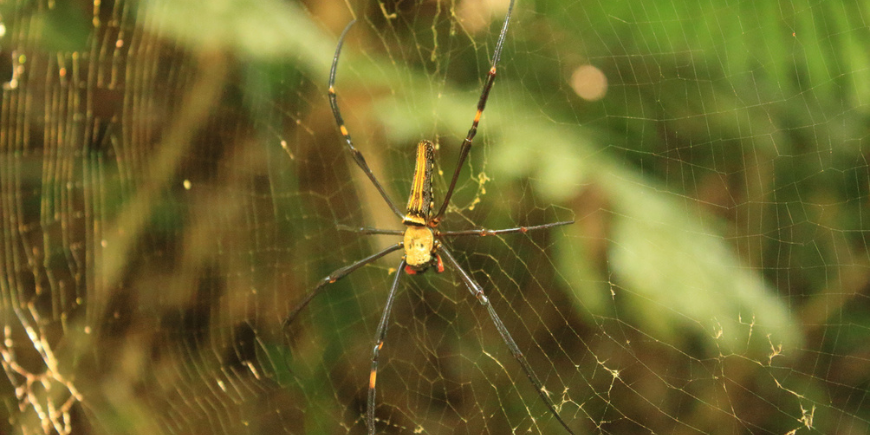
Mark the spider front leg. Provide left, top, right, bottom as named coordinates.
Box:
left=433, top=0, right=516, bottom=223
left=440, top=247, right=576, bottom=435
left=329, top=20, right=404, bottom=219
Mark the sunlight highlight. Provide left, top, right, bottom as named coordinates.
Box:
left=570, top=64, right=607, bottom=101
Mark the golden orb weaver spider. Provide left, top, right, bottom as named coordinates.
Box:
left=284, top=1, right=575, bottom=433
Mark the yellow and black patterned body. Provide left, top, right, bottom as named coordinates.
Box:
left=402, top=141, right=443, bottom=274
left=403, top=140, right=435, bottom=226
left=296, top=5, right=578, bottom=434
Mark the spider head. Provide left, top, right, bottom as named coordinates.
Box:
left=403, top=225, right=441, bottom=274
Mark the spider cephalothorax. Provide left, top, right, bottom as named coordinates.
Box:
left=402, top=224, right=442, bottom=274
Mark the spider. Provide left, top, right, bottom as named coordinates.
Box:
left=284, top=1, right=575, bottom=433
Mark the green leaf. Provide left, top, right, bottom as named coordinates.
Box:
left=606, top=173, right=802, bottom=356
left=143, top=0, right=332, bottom=67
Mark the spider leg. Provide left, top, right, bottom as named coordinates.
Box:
left=329, top=20, right=404, bottom=219
left=440, top=247, right=575, bottom=435
left=440, top=220, right=574, bottom=237
left=283, top=242, right=403, bottom=328
left=367, top=259, right=406, bottom=435
left=337, top=225, right=404, bottom=236
left=433, top=0, right=516, bottom=223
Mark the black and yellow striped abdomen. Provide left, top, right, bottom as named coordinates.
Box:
left=403, top=140, right=435, bottom=226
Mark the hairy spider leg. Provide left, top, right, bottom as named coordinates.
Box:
left=433, top=0, right=516, bottom=223
left=328, top=19, right=404, bottom=219
left=282, top=243, right=403, bottom=328
left=367, top=260, right=406, bottom=435
left=440, top=220, right=575, bottom=237
left=440, top=247, right=576, bottom=435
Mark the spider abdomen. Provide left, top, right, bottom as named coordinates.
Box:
left=402, top=140, right=435, bottom=226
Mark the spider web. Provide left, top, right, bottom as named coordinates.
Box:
left=0, top=0, right=868, bottom=433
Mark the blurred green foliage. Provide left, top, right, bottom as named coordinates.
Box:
left=2, top=0, right=868, bottom=433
